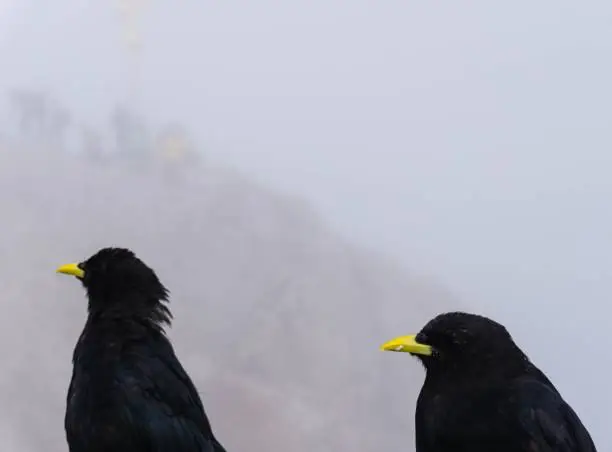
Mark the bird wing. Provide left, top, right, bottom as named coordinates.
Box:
left=124, top=337, right=227, bottom=452
left=516, top=377, right=597, bottom=452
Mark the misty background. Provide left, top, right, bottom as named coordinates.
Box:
left=0, top=1, right=609, bottom=451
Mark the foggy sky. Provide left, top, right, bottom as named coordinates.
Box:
left=0, top=1, right=609, bottom=448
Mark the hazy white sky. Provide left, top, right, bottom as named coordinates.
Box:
left=0, top=0, right=20, bottom=39
left=1, top=1, right=610, bottom=446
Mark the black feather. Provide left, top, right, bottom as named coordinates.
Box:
left=408, top=312, right=597, bottom=452
left=64, top=247, right=227, bottom=452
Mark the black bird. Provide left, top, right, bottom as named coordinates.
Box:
left=380, top=312, right=597, bottom=452
left=57, top=247, right=227, bottom=452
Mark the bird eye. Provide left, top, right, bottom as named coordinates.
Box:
left=415, top=332, right=428, bottom=344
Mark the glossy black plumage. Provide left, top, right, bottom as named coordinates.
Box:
left=409, top=312, right=596, bottom=452
left=63, top=247, right=227, bottom=452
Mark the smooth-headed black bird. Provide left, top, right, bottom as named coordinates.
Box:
left=57, top=247, right=227, bottom=452
left=380, top=312, right=597, bottom=452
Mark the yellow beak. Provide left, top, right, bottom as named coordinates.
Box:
left=380, top=335, right=433, bottom=356
left=56, top=263, right=85, bottom=279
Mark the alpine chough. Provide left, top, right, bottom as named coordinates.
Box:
left=380, top=311, right=597, bottom=452
left=57, top=247, right=227, bottom=452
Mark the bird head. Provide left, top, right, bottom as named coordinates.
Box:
left=56, top=247, right=171, bottom=324
left=380, top=312, right=526, bottom=376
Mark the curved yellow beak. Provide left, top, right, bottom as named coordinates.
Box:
left=56, top=263, right=85, bottom=279
left=380, top=335, right=433, bottom=356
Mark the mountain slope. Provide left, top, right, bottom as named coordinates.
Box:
left=0, top=150, right=460, bottom=452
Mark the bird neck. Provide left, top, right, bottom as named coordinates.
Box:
left=86, top=292, right=172, bottom=332
left=424, top=350, right=532, bottom=386
left=73, top=312, right=169, bottom=368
